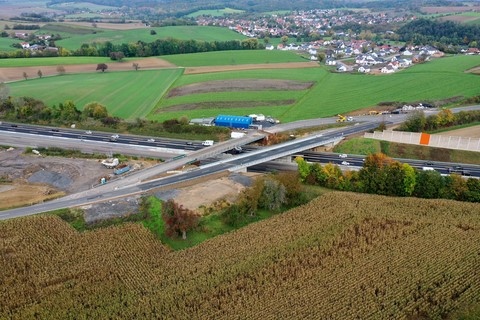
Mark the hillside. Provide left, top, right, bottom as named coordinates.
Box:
left=1, top=192, right=479, bottom=319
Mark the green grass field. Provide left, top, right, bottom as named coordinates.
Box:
left=49, top=1, right=119, bottom=11
left=150, top=54, right=480, bottom=121
left=186, top=7, right=244, bottom=17
left=0, top=37, right=20, bottom=52
left=161, top=50, right=306, bottom=67
left=5, top=53, right=480, bottom=123
left=55, top=25, right=247, bottom=51
left=9, top=69, right=183, bottom=119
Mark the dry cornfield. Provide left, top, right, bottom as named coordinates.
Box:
left=1, top=192, right=479, bottom=319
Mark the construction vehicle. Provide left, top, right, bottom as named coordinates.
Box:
left=114, top=164, right=131, bottom=175
left=336, top=114, right=346, bottom=122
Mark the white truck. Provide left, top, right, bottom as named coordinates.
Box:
left=202, top=140, right=214, bottom=146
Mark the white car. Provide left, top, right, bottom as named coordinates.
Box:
left=147, top=138, right=155, bottom=142
left=339, top=154, right=348, bottom=158
left=85, top=130, right=92, bottom=134
left=341, top=161, right=350, bottom=166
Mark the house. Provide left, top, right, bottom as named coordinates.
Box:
left=336, top=65, right=347, bottom=72
left=326, top=58, right=336, bottom=66
left=381, top=65, right=395, bottom=73
left=214, top=115, right=252, bottom=129
left=358, top=65, right=370, bottom=73
left=310, top=55, right=318, bottom=61
left=265, top=44, right=274, bottom=50
left=20, top=42, right=30, bottom=49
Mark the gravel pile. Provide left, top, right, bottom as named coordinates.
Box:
left=27, top=170, right=73, bottom=190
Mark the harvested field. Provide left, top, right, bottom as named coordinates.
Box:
left=0, top=57, right=176, bottom=82
left=159, top=99, right=295, bottom=112
left=62, top=21, right=149, bottom=30
left=420, top=6, right=480, bottom=14
left=435, top=125, right=480, bottom=138
left=183, top=61, right=319, bottom=74
left=167, top=79, right=313, bottom=97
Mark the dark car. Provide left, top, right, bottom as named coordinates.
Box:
left=10, top=124, right=18, bottom=127
left=51, top=128, right=60, bottom=132
left=186, top=141, right=193, bottom=145
left=424, top=161, right=433, bottom=166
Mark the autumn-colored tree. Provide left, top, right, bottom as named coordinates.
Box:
left=96, top=63, right=108, bottom=72
left=436, top=108, right=455, bottom=127
left=358, top=153, right=393, bottom=194
left=465, top=178, right=480, bottom=202
left=321, top=163, right=345, bottom=190
left=23, top=72, right=28, bottom=80
left=271, top=171, right=308, bottom=207
left=441, top=174, right=468, bottom=201
left=162, top=199, right=199, bottom=240
left=399, top=110, right=426, bottom=132
left=37, top=70, right=42, bottom=78
left=295, top=156, right=310, bottom=182
left=83, top=102, right=108, bottom=119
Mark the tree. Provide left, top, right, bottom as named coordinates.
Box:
left=259, top=178, right=286, bottom=212
left=132, top=62, right=139, bottom=71
left=150, top=29, right=157, bottom=35
left=295, top=156, right=311, bottom=182
left=399, top=110, right=426, bottom=132
left=56, top=65, right=66, bottom=75
left=162, top=199, right=199, bottom=240
left=83, top=102, right=108, bottom=119
left=96, top=63, right=108, bottom=72
left=316, top=52, right=326, bottom=63
left=22, top=72, right=28, bottom=80
left=110, top=51, right=124, bottom=61
left=37, top=69, right=42, bottom=78
left=413, top=170, right=445, bottom=199
left=281, top=35, right=289, bottom=46
left=0, top=82, right=10, bottom=102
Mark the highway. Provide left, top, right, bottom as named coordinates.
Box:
left=0, top=122, right=378, bottom=220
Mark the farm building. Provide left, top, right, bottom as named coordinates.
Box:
left=215, top=115, right=252, bottom=129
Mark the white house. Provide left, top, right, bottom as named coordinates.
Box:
left=265, top=44, right=274, bottom=50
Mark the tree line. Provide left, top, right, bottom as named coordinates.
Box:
left=397, top=18, right=480, bottom=49
left=296, top=153, right=480, bottom=203
left=398, top=108, right=480, bottom=132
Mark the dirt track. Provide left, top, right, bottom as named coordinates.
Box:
left=0, top=57, right=177, bottom=82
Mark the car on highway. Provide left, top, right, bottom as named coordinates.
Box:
left=341, top=161, right=350, bottom=166
left=51, top=128, right=59, bottom=132
left=147, top=138, right=155, bottom=142
left=85, top=130, right=92, bottom=134
left=424, top=161, right=433, bottom=165
left=10, top=124, right=18, bottom=127
left=339, top=154, right=347, bottom=158
left=186, top=141, right=193, bottom=145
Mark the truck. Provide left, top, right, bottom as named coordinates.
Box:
left=114, top=165, right=130, bottom=175
left=110, top=134, right=119, bottom=142
left=336, top=114, right=346, bottom=122
left=202, top=140, right=214, bottom=146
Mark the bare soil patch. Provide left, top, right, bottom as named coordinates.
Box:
left=154, top=172, right=257, bottom=213
left=420, top=6, right=480, bottom=14
left=0, top=57, right=176, bottom=82
left=183, top=61, right=319, bottom=74
left=63, top=21, right=149, bottom=30
left=160, top=99, right=295, bottom=112
left=0, top=147, right=154, bottom=209
left=434, top=125, right=480, bottom=138
left=168, top=79, right=313, bottom=98
left=438, top=15, right=480, bottom=23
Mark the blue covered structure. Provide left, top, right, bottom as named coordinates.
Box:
left=214, top=115, right=252, bottom=129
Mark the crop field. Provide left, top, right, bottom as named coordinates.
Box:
left=186, top=7, right=245, bottom=17
left=55, top=26, right=247, bottom=51
left=161, top=50, right=306, bottom=67
left=50, top=2, right=119, bottom=11
left=9, top=69, right=182, bottom=119
left=150, top=54, right=480, bottom=122
left=1, top=192, right=479, bottom=318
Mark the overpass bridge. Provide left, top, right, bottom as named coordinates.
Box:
left=0, top=121, right=379, bottom=220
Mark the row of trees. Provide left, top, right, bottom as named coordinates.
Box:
left=397, top=18, right=480, bottom=48
left=296, top=153, right=480, bottom=202
left=71, top=37, right=263, bottom=58
left=399, top=109, right=480, bottom=132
